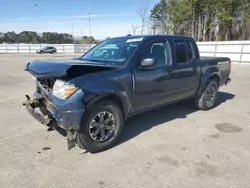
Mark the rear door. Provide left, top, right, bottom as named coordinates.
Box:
left=48, top=47, right=53, bottom=53
left=171, top=39, right=200, bottom=99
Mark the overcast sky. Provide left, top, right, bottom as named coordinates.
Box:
left=0, top=0, right=159, bottom=39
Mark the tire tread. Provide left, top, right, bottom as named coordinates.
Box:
left=195, top=80, right=218, bottom=111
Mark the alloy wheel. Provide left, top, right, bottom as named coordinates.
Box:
left=204, top=85, right=216, bottom=107
left=88, top=111, right=116, bottom=142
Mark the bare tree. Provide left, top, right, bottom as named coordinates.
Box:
left=137, top=1, right=150, bottom=34
left=131, top=24, right=140, bottom=35
left=197, top=15, right=201, bottom=41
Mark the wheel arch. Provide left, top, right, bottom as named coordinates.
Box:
left=85, top=93, right=130, bottom=119
left=209, top=73, right=220, bottom=86
left=196, top=67, right=221, bottom=97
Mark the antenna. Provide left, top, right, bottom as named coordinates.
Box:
left=88, top=4, right=91, bottom=36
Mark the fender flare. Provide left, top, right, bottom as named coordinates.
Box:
left=84, top=92, right=131, bottom=119
left=196, top=68, right=221, bottom=97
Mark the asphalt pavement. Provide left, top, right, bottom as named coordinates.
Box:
left=0, top=54, right=249, bottom=188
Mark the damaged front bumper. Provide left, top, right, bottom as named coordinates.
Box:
left=23, top=85, right=85, bottom=149
left=23, top=96, right=51, bottom=125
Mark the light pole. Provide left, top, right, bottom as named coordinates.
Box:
left=71, top=20, right=75, bottom=54
left=71, top=20, right=74, bottom=40
left=88, top=4, right=91, bottom=37
left=81, top=29, right=83, bottom=44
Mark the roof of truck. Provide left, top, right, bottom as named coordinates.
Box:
left=111, top=35, right=194, bottom=40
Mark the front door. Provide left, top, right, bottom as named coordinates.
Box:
left=44, top=47, right=50, bottom=53
left=133, top=39, right=175, bottom=112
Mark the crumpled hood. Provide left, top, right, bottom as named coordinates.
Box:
left=25, top=59, right=117, bottom=78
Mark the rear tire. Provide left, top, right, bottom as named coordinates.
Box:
left=40, top=51, right=44, bottom=54
left=195, top=80, right=218, bottom=111
left=77, top=100, right=124, bottom=153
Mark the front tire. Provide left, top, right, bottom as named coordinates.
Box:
left=195, top=80, right=218, bottom=110
left=40, top=51, right=44, bottom=54
left=77, top=100, right=124, bottom=153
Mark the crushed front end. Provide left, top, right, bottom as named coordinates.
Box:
left=23, top=78, right=85, bottom=150
left=23, top=59, right=117, bottom=150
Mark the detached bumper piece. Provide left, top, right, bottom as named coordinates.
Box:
left=67, top=130, right=77, bottom=150
left=225, top=78, right=231, bottom=86
left=23, top=95, right=52, bottom=126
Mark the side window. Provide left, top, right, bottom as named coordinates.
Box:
left=139, top=40, right=171, bottom=67
left=174, top=40, right=194, bottom=63
left=186, top=41, right=193, bottom=60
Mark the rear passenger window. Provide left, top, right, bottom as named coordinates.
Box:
left=174, top=40, right=194, bottom=63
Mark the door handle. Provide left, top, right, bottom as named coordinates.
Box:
left=166, top=69, right=173, bottom=74
left=155, top=71, right=173, bottom=81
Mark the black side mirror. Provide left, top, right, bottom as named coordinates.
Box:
left=140, top=58, right=156, bottom=68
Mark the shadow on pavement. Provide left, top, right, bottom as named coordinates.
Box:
left=214, top=91, right=235, bottom=107
left=118, top=92, right=235, bottom=146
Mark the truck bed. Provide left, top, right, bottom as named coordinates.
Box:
left=200, top=56, right=231, bottom=87
left=200, top=56, right=230, bottom=62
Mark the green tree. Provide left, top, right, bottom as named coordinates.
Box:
left=0, top=31, right=75, bottom=44
left=150, top=0, right=250, bottom=41
left=150, top=0, right=169, bottom=34
left=0, top=32, right=4, bottom=43
left=4, top=31, right=17, bottom=43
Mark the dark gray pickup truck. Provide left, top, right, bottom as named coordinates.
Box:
left=23, top=35, right=231, bottom=153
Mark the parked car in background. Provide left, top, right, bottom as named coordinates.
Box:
left=36, top=46, right=57, bottom=54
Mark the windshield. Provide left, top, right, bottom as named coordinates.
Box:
left=80, top=37, right=144, bottom=66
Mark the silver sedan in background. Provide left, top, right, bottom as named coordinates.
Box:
left=36, top=46, right=57, bottom=54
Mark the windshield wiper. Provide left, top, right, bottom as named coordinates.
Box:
left=81, top=58, right=104, bottom=63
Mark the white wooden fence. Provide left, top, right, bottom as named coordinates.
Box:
left=0, top=44, right=95, bottom=54
left=197, top=41, right=250, bottom=63
left=0, top=41, right=249, bottom=63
